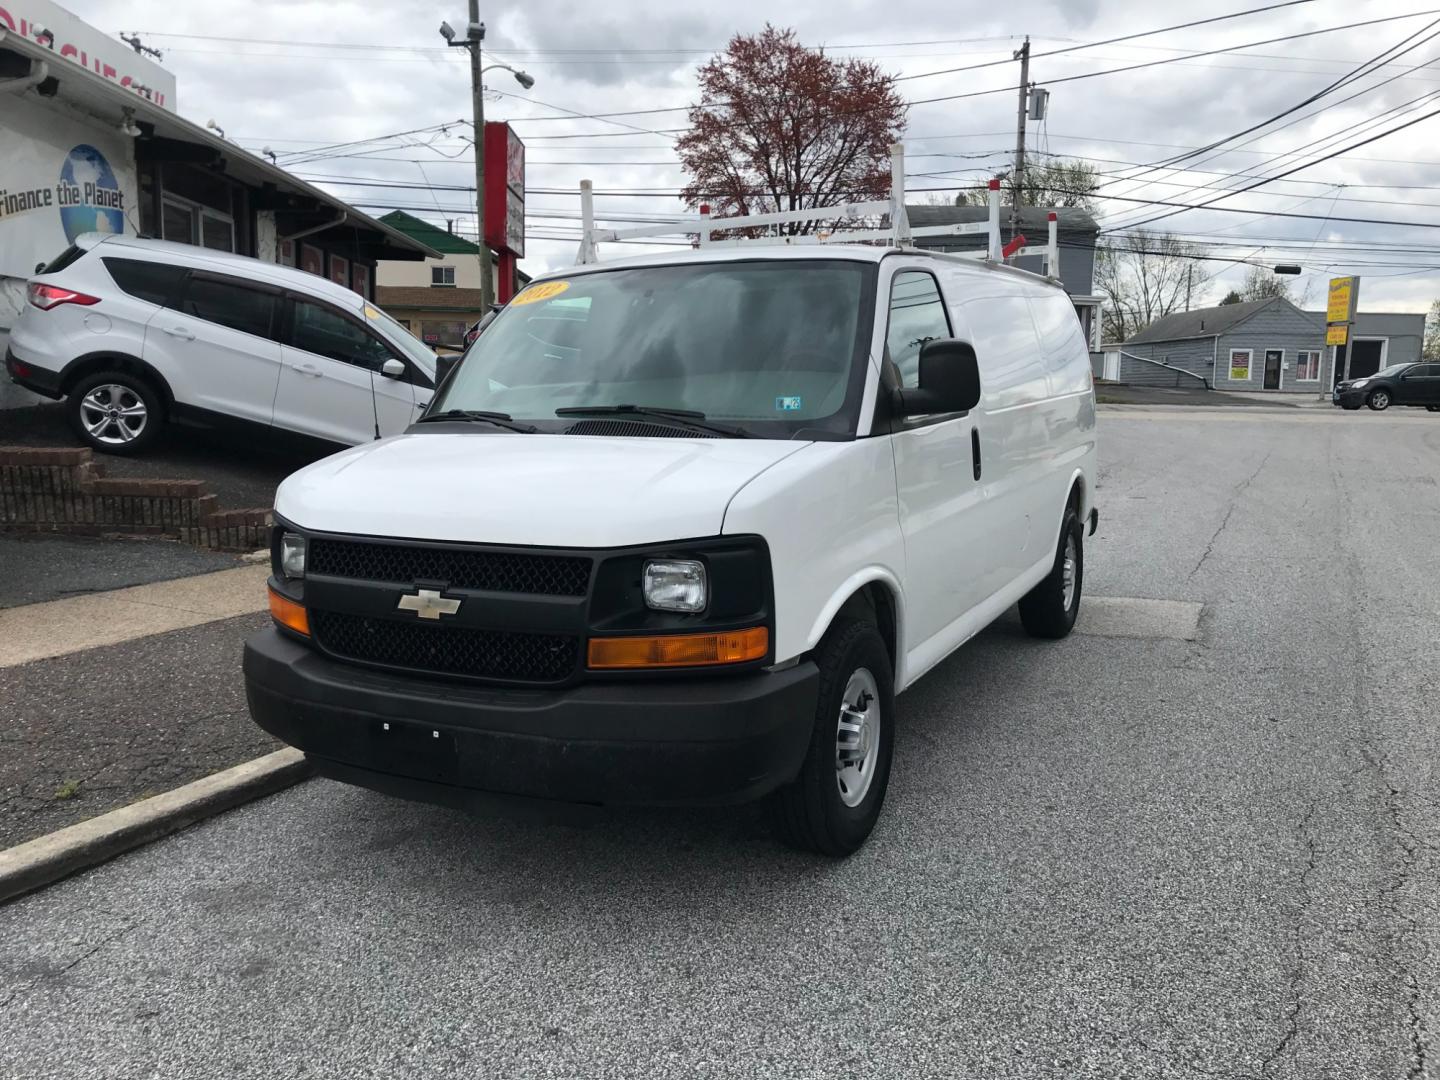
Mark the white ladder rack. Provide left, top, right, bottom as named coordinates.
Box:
left=574, top=143, right=1062, bottom=278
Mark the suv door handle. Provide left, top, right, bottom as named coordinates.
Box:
left=162, top=325, right=195, bottom=341
left=293, top=363, right=323, bottom=378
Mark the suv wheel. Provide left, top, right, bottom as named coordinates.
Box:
left=1019, top=508, right=1084, bottom=639
left=1367, top=389, right=1391, bottom=411
left=68, top=370, right=164, bottom=455
left=771, top=619, right=895, bottom=857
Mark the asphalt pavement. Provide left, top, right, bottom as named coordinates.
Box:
left=0, top=403, right=329, bottom=510
left=0, top=534, right=239, bottom=609
left=1, top=406, right=1438, bottom=1079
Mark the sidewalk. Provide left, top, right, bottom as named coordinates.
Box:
left=0, top=562, right=275, bottom=849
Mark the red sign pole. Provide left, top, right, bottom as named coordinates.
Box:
left=483, top=122, right=525, bottom=305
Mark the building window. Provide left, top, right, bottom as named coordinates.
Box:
left=431, top=266, right=456, bottom=288
left=352, top=263, right=371, bottom=299
left=1228, top=348, right=1252, bottom=381
left=329, top=254, right=350, bottom=290
left=161, top=195, right=234, bottom=253
left=300, top=244, right=324, bottom=276
left=1296, top=350, right=1321, bottom=381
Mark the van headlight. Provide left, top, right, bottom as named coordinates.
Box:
left=643, top=559, right=707, bottom=612
left=280, top=533, right=307, bottom=579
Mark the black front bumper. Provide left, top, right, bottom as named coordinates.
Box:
left=1333, top=386, right=1366, bottom=408
left=244, top=627, right=819, bottom=808
left=4, top=349, right=64, bottom=399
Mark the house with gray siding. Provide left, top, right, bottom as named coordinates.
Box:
left=1107, top=297, right=1424, bottom=394
left=907, top=205, right=1103, bottom=351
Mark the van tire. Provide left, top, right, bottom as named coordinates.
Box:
left=771, top=619, right=895, bottom=857
left=67, top=369, right=164, bottom=455
left=1019, top=509, right=1083, bottom=640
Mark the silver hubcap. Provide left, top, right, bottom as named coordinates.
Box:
left=1062, top=535, right=1078, bottom=611
left=835, top=667, right=881, bottom=808
left=1373, top=392, right=1389, bottom=408
left=80, top=384, right=147, bottom=445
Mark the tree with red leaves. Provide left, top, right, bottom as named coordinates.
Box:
left=677, top=25, right=907, bottom=235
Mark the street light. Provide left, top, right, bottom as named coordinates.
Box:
left=439, top=10, right=535, bottom=308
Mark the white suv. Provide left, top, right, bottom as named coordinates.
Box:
left=243, top=245, right=1098, bottom=855
left=5, top=234, right=437, bottom=454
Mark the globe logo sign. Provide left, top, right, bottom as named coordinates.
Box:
left=57, top=144, right=124, bottom=242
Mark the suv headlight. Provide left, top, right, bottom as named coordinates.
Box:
left=1351, top=378, right=1370, bottom=388
left=643, top=559, right=707, bottom=612
left=280, top=532, right=307, bottom=579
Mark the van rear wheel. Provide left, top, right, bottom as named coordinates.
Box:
left=1019, top=508, right=1084, bottom=640
left=771, top=619, right=895, bottom=857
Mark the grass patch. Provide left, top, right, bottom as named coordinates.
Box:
left=53, top=779, right=82, bottom=801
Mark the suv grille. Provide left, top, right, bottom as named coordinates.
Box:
left=310, top=610, right=577, bottom=683
left=307, top=538, right=590, bottom=597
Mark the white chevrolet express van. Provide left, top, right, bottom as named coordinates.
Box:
left=244, top=245, right=1097, bottom=854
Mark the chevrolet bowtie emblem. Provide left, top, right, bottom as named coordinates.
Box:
left=397, top=587, right=462, bottom=620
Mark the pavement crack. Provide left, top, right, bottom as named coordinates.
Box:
left=0, top=919, right=142, bottom=1012
left=1190, top=450, right=1272, bottom=580
left=1258, top=796, right=1321, bottom=1079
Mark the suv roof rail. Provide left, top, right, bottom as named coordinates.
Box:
left=574, top=143, right=1064, bottom=279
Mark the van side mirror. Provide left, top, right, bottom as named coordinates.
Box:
left=380, top=358, right=406, bottom=380
left=893, top=338, right=982, bottom=416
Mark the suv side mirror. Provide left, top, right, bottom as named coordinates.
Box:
left=893, top=339, right=982, bottom=416
left=380, top=358, right=406, bottom=380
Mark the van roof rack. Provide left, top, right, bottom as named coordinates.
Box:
left=574, top=143, right=1062, bottom=278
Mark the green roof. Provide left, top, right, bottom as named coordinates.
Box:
left=378, top=210, right=481, bottom=255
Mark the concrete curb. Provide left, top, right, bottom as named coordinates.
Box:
left=0, top=748, right=311, bottom=905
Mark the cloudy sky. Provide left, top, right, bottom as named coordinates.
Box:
left=66, top=0, right=1440, bottom=312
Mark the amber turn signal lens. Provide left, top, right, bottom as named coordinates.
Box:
left=268, top=585, right=310, bottom=636
left=587, top=627, right=768, bottom=669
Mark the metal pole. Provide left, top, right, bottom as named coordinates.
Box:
left=1185, top=264, right=1192, bottom=310
left=467, top=1, right=495, bottom=310
left=1010, top=36, right=1030, bottom=238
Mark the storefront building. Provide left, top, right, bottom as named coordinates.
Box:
left=1, top=1, right=438, bottom=404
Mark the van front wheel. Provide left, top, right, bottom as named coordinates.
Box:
left=1019, top=509, right=1084, bottom=639
left=771, top=619, right=895, bottom=857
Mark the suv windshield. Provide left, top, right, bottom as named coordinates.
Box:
left=432, top=260, right=876, bottom=437
left=365, top=304, right=437, bottom=378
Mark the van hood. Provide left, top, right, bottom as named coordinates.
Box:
left=275, top=432, right=811, bottom=547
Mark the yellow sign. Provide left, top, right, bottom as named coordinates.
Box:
left=363, top=305, right=381, bottom=320
left=1327, top=323, right=1349, bottom=347
left=1229, top=350, right=1251, bottom=381
left=511, top=280, right=571, bottom=306
left=1327, top=276, right=1357, bottom=324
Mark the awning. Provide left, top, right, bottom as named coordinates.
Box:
left=0, top=29, right=441, bottom=261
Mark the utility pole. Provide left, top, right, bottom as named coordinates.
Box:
left=1010, top=36, right=1031, bottom=238
left=466, top=1, right=495, bottom=310
left=1185, top=264, right=1193, bottom=310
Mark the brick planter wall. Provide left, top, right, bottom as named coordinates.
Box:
left=0, top=447, right=271, bottom=551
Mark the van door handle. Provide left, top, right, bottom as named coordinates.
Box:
left=293, top=363, right=323, bottom=378
left=971, top=427, right=982, bottom=481
left=162, top=326, right=195, bottom=341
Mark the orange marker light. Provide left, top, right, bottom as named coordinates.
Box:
left=588, top=627, right=768, bottom=670
left=268, top=586, right=310, bottom=636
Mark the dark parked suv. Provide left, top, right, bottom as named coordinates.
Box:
left=1333, top=362, right=1440, bottom=412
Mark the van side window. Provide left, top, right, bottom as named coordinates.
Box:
left=290, top=298, right=395, bottom=371
left=180, top=276, right=276, bottom=340
left=102, top=258, right=185, bottom=306
left=886, top=272, right=951, bottom=388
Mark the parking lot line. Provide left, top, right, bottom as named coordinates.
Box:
left=0, top=564, right=270, bottom=668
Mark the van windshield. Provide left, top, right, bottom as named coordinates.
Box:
left=432, top=260, right=876, bottom=438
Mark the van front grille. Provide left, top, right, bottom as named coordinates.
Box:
left=307, top=538, right=591, bottom=597
left=310, top=609, right=578, bottom=684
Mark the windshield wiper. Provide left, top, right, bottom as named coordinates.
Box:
left=555, top=404, right=753, bottom=439
left=416, top=409, right=536, bottom=433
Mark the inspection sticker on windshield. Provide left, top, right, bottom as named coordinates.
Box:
left=775, top=396, right=803, bottom=412
left=511, top=280, right=571, bottom=306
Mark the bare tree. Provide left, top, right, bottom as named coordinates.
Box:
left=1425, top=297, right=1440, bottom=360
left=956, top=158, right=1101, bottom=211
left=1095, top=230, right=1201, bottom=343
left=1238, top=264, right=1293, bottom=302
